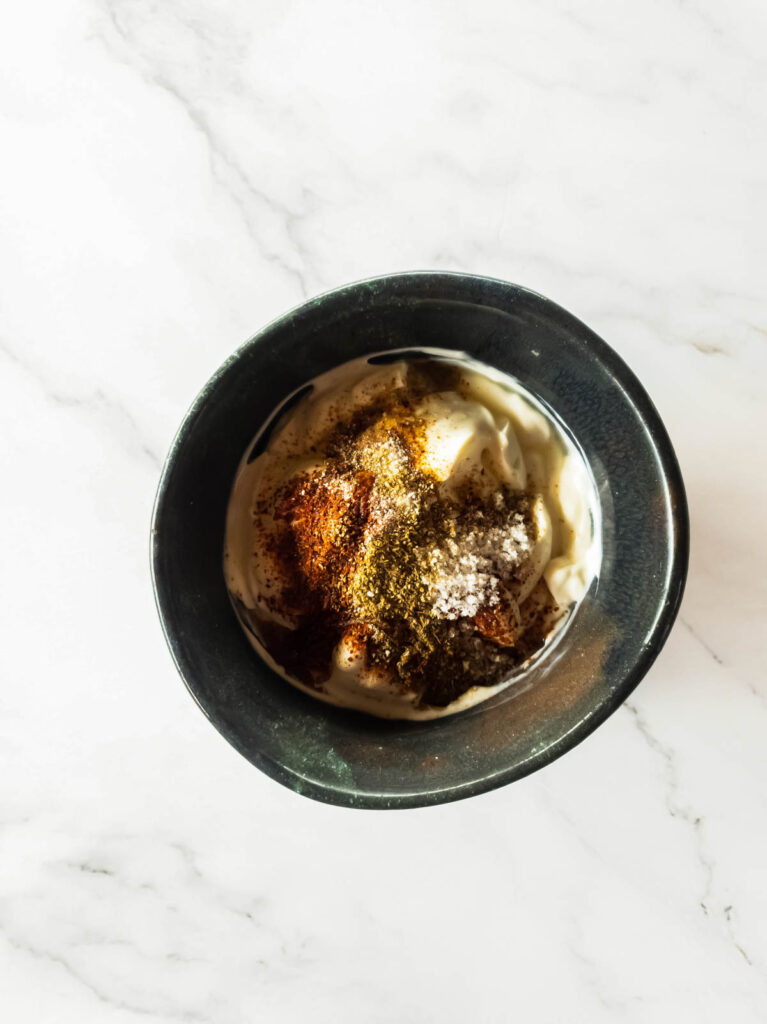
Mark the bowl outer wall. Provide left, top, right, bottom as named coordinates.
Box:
left=151, top=272, right=689, bottom=809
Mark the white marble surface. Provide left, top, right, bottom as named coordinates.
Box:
left=2, top=0, right=766, bottom=1019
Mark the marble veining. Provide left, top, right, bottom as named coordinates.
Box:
left=1, top=0, right=766, bottom=1020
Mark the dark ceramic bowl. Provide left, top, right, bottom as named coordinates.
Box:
left=151, top=273, right=688, bottom=809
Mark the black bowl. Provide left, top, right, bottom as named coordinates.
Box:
left=151, top=273, right=688, bottom=809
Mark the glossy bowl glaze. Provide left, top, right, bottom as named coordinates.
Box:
left=151, top=273, right=688, bottom=808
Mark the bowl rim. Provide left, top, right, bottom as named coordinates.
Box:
left=151, top=271, right=690, bottom=809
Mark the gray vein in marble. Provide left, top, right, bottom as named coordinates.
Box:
left=535, top=782, right=604, bottom=862
left=476, top=52, right=653, bottom=107
left=625, top=701, right=759, bottom=972
left=678, top=0, right=767, bottom=71
left=0, top=837, right=295, bottom=1018
left=679, top=617, right=725, bottom=665
left=551, top=3, right=594, bottom=35
left=724, top=906, right=754, bottom=967
left=481, top=36, right=754, bottom=121
left=69, top=934, right=206, bottom=967
left=154, top=73, right=312, bottom=300
left=61, top=838, right=272, bottom=941
left=71, top=861, right=115, bottom=877
left=625, top=700, right=714, bottom=902
left=96, top=1, right=314, bottom=299
left=589, top=303, right=764, bottom=362
left=0, top=337, right=161, bottom=469
left=0, top=816, right=32, bottom=830
left=566, top=919, right=641, bottom=1013
left=692, top=342, right=728, bottom=357
left=168, top=841, right=272, bottom=929
left=0, top=925, right=208, bottom=1022
left=494, top=234, right=765, bottom=326
left=680, top=617, right=767, bottom=709
left=537, top=2, right=767, bottom=116
left=169, top=841, right=203, bottom=881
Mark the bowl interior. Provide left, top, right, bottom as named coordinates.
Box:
left=151, top=274, right=688, bottom=808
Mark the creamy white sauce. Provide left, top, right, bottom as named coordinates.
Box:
left=225, top=350, right=600, bottom=719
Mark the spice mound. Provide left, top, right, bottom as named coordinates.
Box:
left=225, top=356, right=595, bottom=719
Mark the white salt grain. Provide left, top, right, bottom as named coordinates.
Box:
left=423, top=512, right=532, bottom=619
